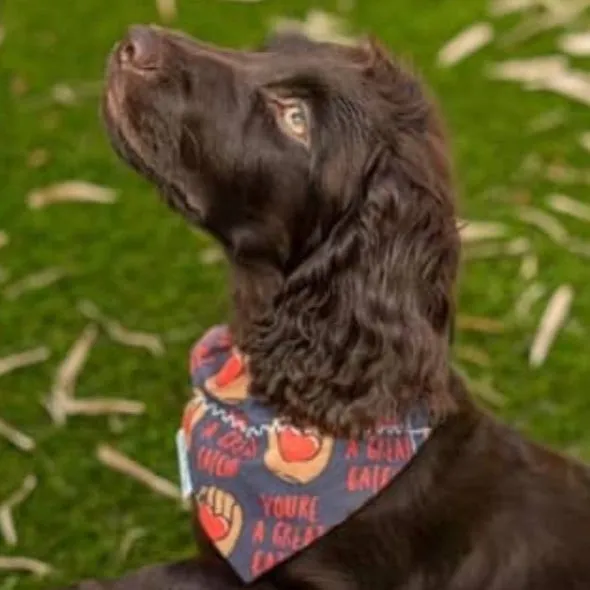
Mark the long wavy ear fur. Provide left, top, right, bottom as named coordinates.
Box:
left=232, top=42, right=460, bottom=438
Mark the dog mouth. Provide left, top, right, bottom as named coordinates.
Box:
left=102, top=38, right=152, bottom=170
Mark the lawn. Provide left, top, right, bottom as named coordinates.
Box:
left=1, top=0, right=590, bottom=587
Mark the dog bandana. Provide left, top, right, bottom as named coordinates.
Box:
left=176, top=325, right=432, bottom=582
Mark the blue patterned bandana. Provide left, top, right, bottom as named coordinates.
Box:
left=176, top=325, right=431, bottom=582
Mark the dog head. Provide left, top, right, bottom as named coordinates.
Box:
left=103, top=25, right=460, bottom=436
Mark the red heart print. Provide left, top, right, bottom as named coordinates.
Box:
left=277, top=427, right=321, bottom=462
left=198, top=504, right=230, bottom=541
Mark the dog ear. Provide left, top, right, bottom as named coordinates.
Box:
left=242, top=144, right=459, bottom=437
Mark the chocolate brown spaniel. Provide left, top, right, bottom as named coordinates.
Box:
left=67, top=24, right=590, bottom=590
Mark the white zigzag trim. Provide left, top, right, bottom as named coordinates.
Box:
left=191, top=389, right=432, bottom=442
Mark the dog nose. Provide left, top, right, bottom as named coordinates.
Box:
left=119, top=25, right=161, bottom=70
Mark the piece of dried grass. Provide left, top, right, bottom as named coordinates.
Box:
left=547, top=193, right=590, bottom=222
left=3, top=267, right=67, bottom=300
left=489, top=53, right=590, bottom=108
left=199, top=247, right=225, bottom=265
left=580, top=132, right=590, bottom=153
left=455, top=345, right=492, bottom=367
left=64, top=398, right=145, bottom=418
left=117, top=527, right=147, bottom=563
left=27, top=181, right=117, bottom=209
left=529, top=284, right=574, bottom=367
left=559, top=31, right=590, bottom=55
left=155, top=0, right=176, bottom=22
left=519, top=253, right=538, bottom=281
left=501, top=0, right=590, bottom=45
left=0, top=557, right=53, bottom=577
left=0, top=347, right=50, bottom=378
left=491, top=55, right=590, bottom=107
left=0, top=475, right=37, bottom=546
left=51, top=83, right=77, bottom=105
left=271, top=10, right=357, bottom=46
left=458, top=220, right=508, bottom=242
left=487, top=55, right=568, bottom=85
left=0, top=418, right=35, bottom=452
left=77, top=300, right=165, bottom=357
left=437, top=23, right=494, bottom=67
left=0, top=231, right=8, bottom=249
left=97, top=444, right=181, bottom=501
left=45, top=324, right=145, bottom=424
left=538, top=70, right=590, bottom=108
left=46, top=324, right=98, bottom=425
left=514, top=282, right=547, bottom=319
left=518, top=207, right=569, bottom=244
left=457, top=314, right=505, bottom=334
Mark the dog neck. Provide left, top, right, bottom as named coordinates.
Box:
left=229, top=252, right=456, bottom=439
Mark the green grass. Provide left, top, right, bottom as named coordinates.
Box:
left=2, top=0, right=590, bottom=587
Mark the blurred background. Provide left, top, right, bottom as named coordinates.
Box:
left=2, top=0, right=590, bottom=587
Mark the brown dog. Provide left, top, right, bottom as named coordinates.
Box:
left=69, top=25, right=590, bottom=590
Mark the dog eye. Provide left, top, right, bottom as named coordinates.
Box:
left=275, top=100, right=310, bottom=146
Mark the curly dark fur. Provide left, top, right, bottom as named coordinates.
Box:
left=74, top=24, right=590, bottom=590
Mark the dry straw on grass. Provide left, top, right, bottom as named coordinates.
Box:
left=0, top=475, right=38, bottom=546
left=455, top=345, right=492, bottom=367
left=547, top=194, right=590, bottom=223
left=458, top=220, right=508, bottom=242
left=78, top=300, right=165, bottom=357
left=0, top=556, right=53, bottom=577
left=437, top=23, right=494, bottom=67
left=0, top=347, right=50, bottom=378
left=519, top=253, right=538, bottom=281
left=27, top=181, right=117, bottom=209
left=529, top=285, right=574, bottom=367
left=514, top=282, right=547, bottom=320
left=518, top=207, right=569, bottom=244
left=156, top=0, right=177, bottom=21
left=457, top=315, right=506, bottom=334
left=0, top=418, right=35, bottom=452
left=271, top=10, right=357, bottom=46
left=96, top=444, right=181, bottom=502
left=117, top=527, right=147, bottom=563
left=488, top=56, right=590, bottom=108
left=3, top=267, right=67, bottom=300
left=559, top=31, right=590, bottom=56
left=498, top=0, right=590, bottom=45
left=46, top=324, right=98, bottom=425
left=46, top=324, right=145, bottom=424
